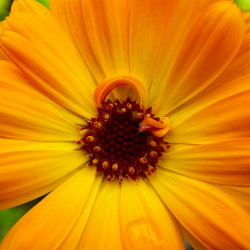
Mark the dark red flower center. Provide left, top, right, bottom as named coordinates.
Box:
left=78, top=98, right=170, bottom=182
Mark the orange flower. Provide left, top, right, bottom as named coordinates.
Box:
left=0, top=0, right=250, bottom=249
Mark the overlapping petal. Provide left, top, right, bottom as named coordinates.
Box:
left=77, top=181, right=123, bottom=250
left=50, top=0, right=129, bottom=82
left=120, top=179, right=185, bottom=250
left=215, top=185, right=250, bottom=212
left=1, top=0, right=97, bottom=119
left=168, top=90, right=250, bottom=144
left=150, top=170, right=250, bottom=249
left=153, top=1, right=244, bottom=115
left=0, top=167, right=100, bottom=249
left=0, top=138, right=87, bottom=210
left=160, top=139, right=250, bottom=186
left=167, top=11, right=250, bottom=125
left=0, top=81, right=81, bottom=141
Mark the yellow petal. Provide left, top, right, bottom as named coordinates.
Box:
left=0, top=167, right=100, bottom=249
left=150, top=170, right=250, bottom=249
left=215, top=185, right=250, bottom=213
left=51, top=0, right=129, bottom=81
left=57, top=174, right=103, bottom=250
left=153, top=1, right=244, bottom=116
left=0, top=78, right=81, bottom=141
left=168, top=90, right=250, bottom=144
left=182, top=227, right=209, bottom=250
left=0, top=140, right=87, bottom=210
left=1, top=1, right=97, bottom=118
left=120, top=179, right=185, bottom=250
left=77, top=181, right=123, bottom=250
left=0, top=60, right=86, bottom=125
left=0, top=137, right=79, bottom=153
left=160, top=139, right=250, bottom=186
left=169, top=74, right=250, bottom=130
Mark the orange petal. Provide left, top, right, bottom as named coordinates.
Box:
left=0, top=167, right=101, bottom=249
left=168, top=10, right=250, bottom=125
left=160, top=139, right=250, bottom=186
left=182, top=227, right=209, bottom=250
left=0, top=22, right=7, bottom=60
left=168, top=90, right=250, bottom=144
left=94, top=75, right=148, bottom=107
left=0, top=75, right=81, bottom=141
left=169, top=74, right=250, bottom=130
left=139, top=117, right=170, bottom=137
left=244, top=11, right=250, bottom=34
left=1, top=1, right=97, bottom=118
left=0, top=139, right=87, bottom=210
left=150, top=170, right=250, bottom=249
left=0, top=60, right=86, bottom=125
left=11, top=0, right=49, bottom=16
left=120, top=179, right=185, bottom=250
left=51, top=0, right=129, bottom=80
left=53, top=173, right=103, bottom=250
left=77, top=181, right=123, bottom=250
left=154, top=1, right=244, bottom=116
left=128, top=0, right=233, bottom=93
left=215, top=185, right=250, bottom=213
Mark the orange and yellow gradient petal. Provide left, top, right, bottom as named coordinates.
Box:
left=159, top=139, right=250, bottom=186
left=0, top=167, right=101, bottom=249
left=0, top=139, right=87, bottom=210
left=150, top=170, right=250, bottom=249
left=1, top=0, right=97, bottom=119
left=120, top=179, right=185, bottom=250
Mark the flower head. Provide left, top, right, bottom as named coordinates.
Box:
left=0, top=0, right=250, bottom=249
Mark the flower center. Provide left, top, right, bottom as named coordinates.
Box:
left=78, top=98, right=171, bottom=182
left=78, top=76, right=171, bottom=182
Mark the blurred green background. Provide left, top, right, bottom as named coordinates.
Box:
left=0, top=0, right=49, bottom=21
left=0, top=198, right=44, bottom=243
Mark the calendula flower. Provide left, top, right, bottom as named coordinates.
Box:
left=0, top=0, right=250, bottom=249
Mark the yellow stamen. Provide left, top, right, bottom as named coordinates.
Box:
left=92, top=158, right=99, bottom=165
left=104, top=114, right=110, bottom=120
left=102, top=161, right=109, bottom=169
left=86, top=136, right=94, bottom=142
left=139, top=157, right=148, bottom=164
left=127, top=103, right=132, bottom=109
left=150, top=151, right=158, bottom=158
left=108, top=104, right=113, bottom=109
left=112, top=163, right=119, bottom=171
left=119, top=108, right=126, bottom=114
left=149, top=141, right=157, bottom=147
left=94, top=122, right=102, bottom=129
left=93, top=146, right=101, bottom=152
left=129, top=166, right=135, bottom=175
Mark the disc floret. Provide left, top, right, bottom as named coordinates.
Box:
left=78, top=98, right=169, bottom=182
